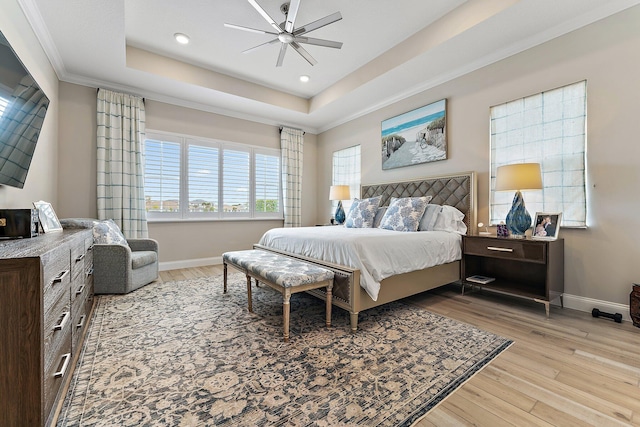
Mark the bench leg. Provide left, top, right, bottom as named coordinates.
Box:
left=223, top=262, right=228, bottom=293
left=246, top=275, right=253, bottom=313
left=325, top=284, right=333, bottom=327
left=283, top=289, right=291, bottom=342
left=350, top=312, right=359, bottom=333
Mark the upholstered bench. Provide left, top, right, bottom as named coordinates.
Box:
left=222, top=249, right=334, bottom=342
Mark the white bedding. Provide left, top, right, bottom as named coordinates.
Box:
left=258, top=226, right=462, bottom=301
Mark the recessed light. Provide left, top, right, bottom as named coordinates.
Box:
left=174, top=33, right=190, bottom=45
left=299, top=75, right=310, bottom=83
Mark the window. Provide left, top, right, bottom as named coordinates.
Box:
left=332, top=145, right=361, bottom=214
left=490, top=81, right=586, bottom=227
left=144, top=131, right=282, bottom=220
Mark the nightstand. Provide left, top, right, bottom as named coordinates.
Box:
left=461, top=235, right=564, bottom=317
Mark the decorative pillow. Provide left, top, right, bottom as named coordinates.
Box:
left=433, top=205, right=467, bottom=234
left=344, top=196, right=382, bottom=228
left=418, top=204, right=441, bottom=231
left=372, top=207, right=388, bottom=228
left=378, top=196, right=431, bottom=232
left=92, top=219, right=128, bottom=245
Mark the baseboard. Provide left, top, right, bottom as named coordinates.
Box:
left=159, top=256, right=222, bottom=272
left=562, top=293, right=631, bottom=323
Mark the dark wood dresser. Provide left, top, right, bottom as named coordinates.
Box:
left=0, top=229, right=94, bottom=426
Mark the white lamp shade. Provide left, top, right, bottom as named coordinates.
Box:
left=329, top=185, right=350, bottom=201
left=495, top=163, right=542, bottom=191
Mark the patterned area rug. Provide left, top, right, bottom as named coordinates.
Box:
left=58, top=274, right=512, bottom=426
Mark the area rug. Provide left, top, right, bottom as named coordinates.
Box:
left=57, top=274, right=512, bottom=427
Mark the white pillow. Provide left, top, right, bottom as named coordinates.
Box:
left=92, top=219, right=128, bottom=245
left=379, top=196, right=431, bottom=232
left=433, top=205, right=467, bottom=234
left=418, top=204, right=441, bottom=231
left=344, top=196, right=382, bottom=228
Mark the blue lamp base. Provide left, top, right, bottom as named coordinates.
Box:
left=505, top=191, right=531, bottom=237
left=334, top=201, right=346, bottom=224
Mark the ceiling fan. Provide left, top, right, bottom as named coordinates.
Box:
left=224, top=0, right=343, bottom=67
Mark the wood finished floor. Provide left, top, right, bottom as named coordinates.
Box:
left=158, top=267, right=640, bottom=426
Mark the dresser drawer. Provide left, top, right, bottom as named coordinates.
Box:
left=44, top=331, right=72, bottom=422
left=42, top=248, right=71, bottom=314
left=72, top=299, right=89, bottom=353
left=44, top=290, right=72, bottom=372
left=464, top=238, right=546, bottom=263
left=71, top=239, right=87, bottom=280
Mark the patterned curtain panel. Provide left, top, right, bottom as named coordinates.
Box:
left=280, top=127, right=304, bottom=227
left=96, top=89, right=148, bottom=238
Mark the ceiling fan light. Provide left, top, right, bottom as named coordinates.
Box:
left=299, top=75, right=310, bottom=83
left=174, top=33, right=190, bottom=45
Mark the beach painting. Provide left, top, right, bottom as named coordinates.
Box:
left=381, top=99, right=447, bottom=170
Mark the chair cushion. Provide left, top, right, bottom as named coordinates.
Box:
left=93, top=219, right=128, bottom=246
left=131, top=250, right=158, bottom=269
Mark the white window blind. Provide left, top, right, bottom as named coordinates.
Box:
left=255, top=152, right=280, bottom=214
left=490, top=81, right=587, bottom=227
left=144, top=138, right=181, bottom=214
left=188, top=143, right=218, bottom=213
left=223, top=149, right=250, bottom=214
left=144, top=130, right=282, bottom=220
left=0, top=95, right=9, bottom=118
left=332, top=145, right=361, bottom=214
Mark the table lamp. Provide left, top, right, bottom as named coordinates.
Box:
left=495, top=163, right=542, bottom=238
left=329, top=185, right=350, bottom=224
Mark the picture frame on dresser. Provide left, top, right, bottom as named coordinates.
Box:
left=33, top=200, right=63, bottom=233
left=532, top=212, right=561, bottom=240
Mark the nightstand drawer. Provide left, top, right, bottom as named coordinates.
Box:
left=464, top=238, right=546, bottom=262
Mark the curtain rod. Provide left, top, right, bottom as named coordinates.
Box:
left=279, top=126, right=305, bottom=135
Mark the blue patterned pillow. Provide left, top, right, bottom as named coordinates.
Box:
left=345, top=196, right=382, bottom=228
left=379, top=196, right=432, bottom=232
left=92, top=219, right=128, bottom=246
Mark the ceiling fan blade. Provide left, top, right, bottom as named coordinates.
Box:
left=276, top=43, right=288, bottom=67
left=242, top=38, right=279, bottom=54
left=284, top=0, right=300, bottom=33
left=248, top=0, right=283, bottom=33
left=224, top=23, right=278, bottom=36
left=293, top=12, right=342, bottom=36
left=290, top=41, right=317, bottom=66
left=294, top=36, right=342, bottom=49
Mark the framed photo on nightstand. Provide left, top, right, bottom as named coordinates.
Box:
left=532, top=212, right=561, bottom=240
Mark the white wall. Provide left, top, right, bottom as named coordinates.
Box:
left=317, top=6, right=640, bottom=308
left=0, top=0, right=59, bottom=208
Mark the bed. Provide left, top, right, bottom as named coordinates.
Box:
left=254, top=171, right=477, bottom=331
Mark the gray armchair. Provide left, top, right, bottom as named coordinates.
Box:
left=93, top=238, right=159, bottom=294
left=60, top=218, right=159, bottom=294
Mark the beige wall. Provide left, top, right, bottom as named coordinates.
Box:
left=0, top=0, right=59, bottom=208
left=317, top=7, right=640, bottom=307
left=57, top=83, right=318, bottom=265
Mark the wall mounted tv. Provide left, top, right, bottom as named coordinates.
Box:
left=0, top=30, right=50, bottom=189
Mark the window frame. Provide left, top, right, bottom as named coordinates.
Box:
left=144, top=130, right=283, bottom=222
left=489, top=80, right=587, bottom=228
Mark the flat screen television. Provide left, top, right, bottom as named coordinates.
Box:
left=0, top=30, right=50, bottom=189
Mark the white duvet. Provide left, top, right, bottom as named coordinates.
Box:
left=258, top=226, right=462, bottom=301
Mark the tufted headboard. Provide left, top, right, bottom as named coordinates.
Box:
left=361, top=171, right=477, bottom=234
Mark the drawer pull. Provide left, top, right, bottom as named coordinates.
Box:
left=76, top=314, right=86, bottom=330
left=54, top=353, right=71, bottom=378
left=54, top=311, right=70, bottom=331
left=86, top=267, right=94, bottom=277
left=87, top=244, right=94, bottom=251
left=76, top=284, right=86, bottom=296
left=75, top=253, right=85, bottom=263
left=487, top=246, right=513, bottom=253
left=52, top=269, right=70, bottom=285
